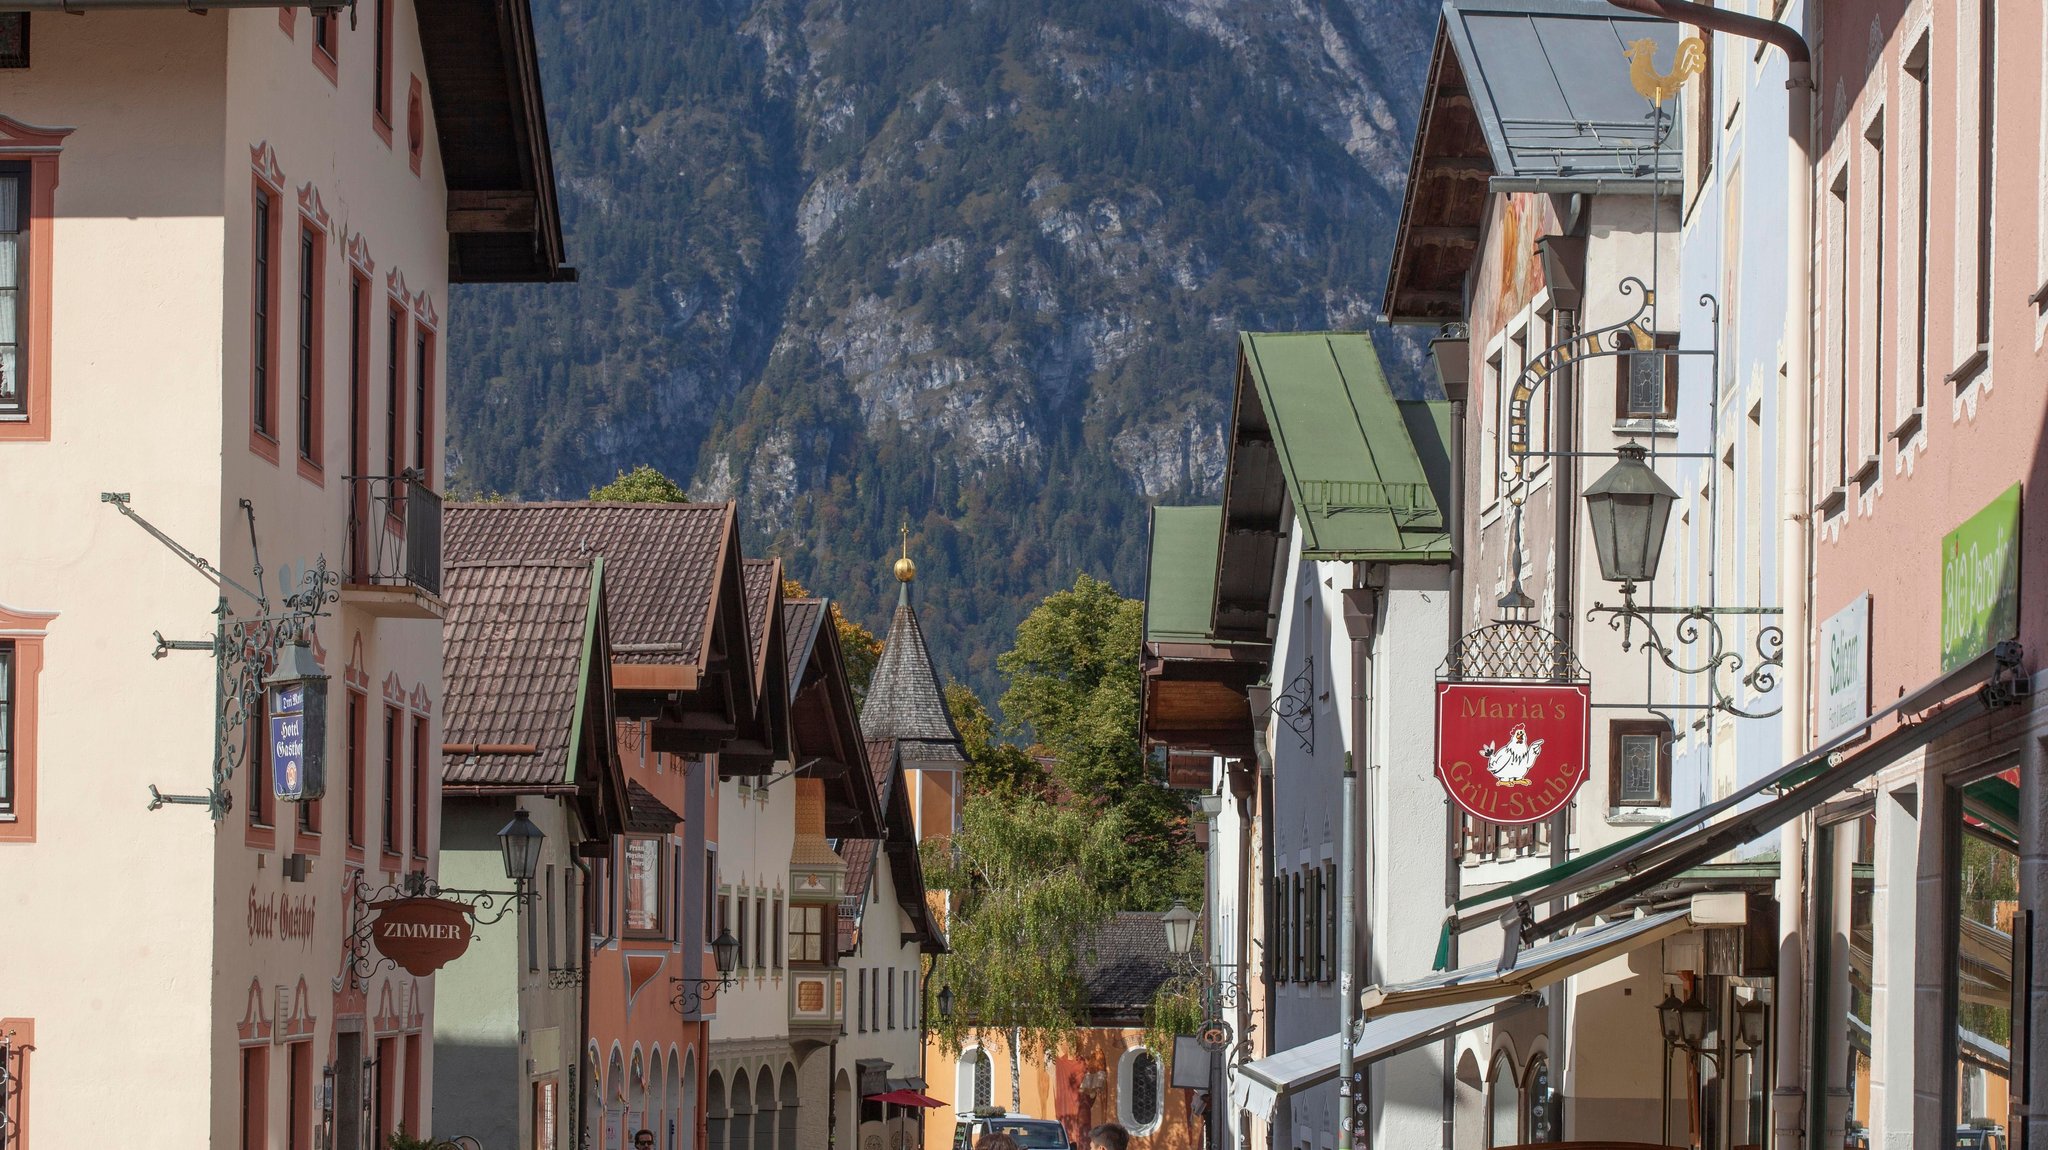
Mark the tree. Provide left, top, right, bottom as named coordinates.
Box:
left=785, top=577, right=884, bottom=703
left=589, top=464, right=689, bottom=502
left=997, top=573, right=1200, bottom=909
left=945, top=681, right=1048, bottom=799
left=922, top=793, right=1125, bottom=1068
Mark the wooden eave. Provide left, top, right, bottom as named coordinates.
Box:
left=574, top=580, right=630, bottom=840
left=1212, top=357, right=1285, bottom=643
left=1383, top=26, right=1494, bottom=324
left=794, top=613, right=887, bottom=840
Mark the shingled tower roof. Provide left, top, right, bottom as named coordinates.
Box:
left=857, top=537, right=965, bottom=763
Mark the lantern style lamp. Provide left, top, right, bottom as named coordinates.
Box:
left=1582, top=442, right=1679, bottom=584
left=1734, top=996, right=1769, bottom=1052
left=1656, top=989, right=1686, bottom=1046
left=1429, top=325, right=1471, bottom=405
left=1162, top=900, right=1200, bottom=957
left=937, top=985, right=955, bottom=1022
left=1678, top=986, right=1712, bottom=1049
left=496, top=809, right=546, bottom=887
left=711, top=929, right=741, bottom=981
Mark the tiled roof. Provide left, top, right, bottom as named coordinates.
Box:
left=836, top=837, right=880, bottom=952
left=442, top=558, right=597, bottom=789
left=741, top=558, right=779, bottom=686
left=1079, top=912, right=1181, bottom=1011
left=625, top=779, right=683, bottom=833
left=859, top=590, right=965, bottom=761
left=444, top=502, right=734, bottom=665
left=863, top=738, right=898, bottom=808
left=782, top=599, right=826, bottom=702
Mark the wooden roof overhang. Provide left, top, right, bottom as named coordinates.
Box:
left=416, top=0, right=573, bottom=283
left=571, top=576, right=629, bottom=842
left=1213, top=354, right=1287, bottom=643
left=1382, top=23, right=1493, bottom=325
left=875, top=741, right=945, bottom=954
left=790, top=606, right=887, bottom=840
left=1142, top=640, right=1269, bottom=755
left=613, top=513, right=774, bottom=768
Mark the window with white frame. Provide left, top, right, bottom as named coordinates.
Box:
left=1116, top=1047, right=1163, bottom=1134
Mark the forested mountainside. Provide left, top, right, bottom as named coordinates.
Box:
left=447, top=0, right=1439, bottom=695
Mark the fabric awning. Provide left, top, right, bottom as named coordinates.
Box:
left=866, top=1089, right=946, bottom=1108
left=1231, top=996, right=1524, bottom=1120
left=1372, top=907, right=1691, bottom=1017
left=1442, top=653, right=2008, bottom=957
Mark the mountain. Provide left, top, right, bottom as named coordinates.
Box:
left=446, top=0, right=1439, bottom=697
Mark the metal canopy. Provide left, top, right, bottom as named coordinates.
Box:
left=1230, top=995, right=1526, bottom=1120
left=1375, top=907, right=1690, bottom=1016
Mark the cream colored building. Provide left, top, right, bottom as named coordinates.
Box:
left=0, top=3, right=565, bottom=1145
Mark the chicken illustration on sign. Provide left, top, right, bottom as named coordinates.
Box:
left=1435, top=683, right=1591, bottom=825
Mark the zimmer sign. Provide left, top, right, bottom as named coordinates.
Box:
left=370, top=898, right=475, bottom=975
left=1435, top=682, right=1591, bottom=825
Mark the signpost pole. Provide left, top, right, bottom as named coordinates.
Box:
left=1338, top=755, right=1358, bottom=1150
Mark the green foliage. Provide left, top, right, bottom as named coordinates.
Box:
left=998, top=574, right=1199, bottom=910
left=945, top=681, right=1049, bottom=799
left=589, top=465, right=689, bottom=503
left=1144, top=975, right=1207, bottom=1058
left=922, top=793, right=1125, bottom=1057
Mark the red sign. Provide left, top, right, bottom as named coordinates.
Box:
left=370, top=897, right=474, bottom=975
left=1435, top=682, right=1591, bottom=825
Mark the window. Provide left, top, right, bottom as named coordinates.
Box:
left=0, top=644, right=13, bottom=818
left=384, top=304, right=405, bottom=482
left=735, top=893, right=748, bottom=968
left=1905, top=36, right=1931, bottom=417
left=526, top=868, right=540, bottom=972
left=249, top=688, right=275, bottom=835
left=623, top=837, right=666, bottom=936
left=1269, top=874, right=1289, bottom=983
left=1323, top=861, right=1338, bottom=985
left=0, top=1024, right=31, bottom=1149
left=252, top=183, right=280, bottom=452
left=771, top=897, right=783, bottom=969
left=1117, top=1048, right=1162, bottom=1134
left=1860, top=110, right=1885, bottom=473
left=1291, top=872, right=1305, bottom=983
left=1522, top=1054, right=1555, bottom=1143
left=705, top=850, right=718, bottom=942
left=296, top=222, right=324, bottom=472
left=0, top=17, right=28, bottom=68
left=754, top=894, right=766, bottom=971
left=0, top=164, right=27, bottom=422
left=1828, top=169, right=1850, bottom=495
left=544, top=864, right=558, bottom=972
left=717, top=892, right=730, bottom=957
left=288, top=1041, right=313, bottom=1150
left=887, top=964, right=897, bottom=1029
left=372, top=0, right=393, bottom=136
left=959, top=1048, right=992, bottom=1112
left=311, top=9, right=338, bottom=83
left=241, top=1045, right=270, bottom=1150
left=1973, top=0, right=1995, bottom=351
left=1613, top=332, right=1679, bottom=423
left=1487, top=1054, right=1521, bottom=1147
left=345, top=690, right=366, bottom=851
left=561, top=866, right=578, bottom=969
left=790, top=904, right=826, bottom=963
left=857, top=966, right=868, bottom=1032
left=1302, top=869, right=1319, bottom=984
left=412, top=325, right=433, bottom=485
left=409, top=716, right=427, bottom=858
left=1609, top=720, right=1673, bottom=809
left=381, top=706, right=400, bottom=856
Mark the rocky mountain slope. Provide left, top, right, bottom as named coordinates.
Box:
left=447, top=0, right=1439, bottom=692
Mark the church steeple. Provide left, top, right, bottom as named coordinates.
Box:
left=859, top=528, right=964, bottom=760
left=892, top=523, right=917, bottom=603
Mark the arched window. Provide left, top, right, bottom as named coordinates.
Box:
left=1487, top=1052, right=1520, bottom=1148
left=1116, top=1047, right=1163, bottom=1135
left=753, top=1067, right=775, bottom=1150
left=1522, top=1052, right=1552, bottom=1143
left=958, top=1047, right=992, bottom=1112
left=730, top=1074, right=752, bottom=1150
left=705, top=1071, right=727, bottom=1150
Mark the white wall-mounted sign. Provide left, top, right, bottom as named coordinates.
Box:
left=1820, top=594, right=1871, bottom=740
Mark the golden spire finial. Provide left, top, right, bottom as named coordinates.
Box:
left=893, top=522, right=917, bottom=583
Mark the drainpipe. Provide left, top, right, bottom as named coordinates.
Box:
left=1603, top=5, right=1813, bottom=1147
left=1246, top=683, right=1278, bottom=1150
left=1341, top=579, right=1380, bottom=1150
left=573, top=852, right=596, bottom=1150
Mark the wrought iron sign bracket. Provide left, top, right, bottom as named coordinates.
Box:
left=671, top=974, right=737, bottom=1015
left=335, top=870, right=533, bottom=987
left=1586, top=583, right=1784, bottom=719
left=1263, top=656, right=1316, bottom=753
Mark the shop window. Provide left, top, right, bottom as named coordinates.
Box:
left=287, top=1040, right=313, bottom=1150
left=622, top=836, right=666, bottom=937
left=1947, top=781, right=2017, bottom=1138
left=1609, top=719, right=1673, bottom=809
left=1117, top=1047, right=1162, bottom=1134
left=1522, top=1053, right=1554, bottom=1144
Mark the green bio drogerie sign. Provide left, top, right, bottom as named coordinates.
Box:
left=1941, top=483, right=2022, bottom=673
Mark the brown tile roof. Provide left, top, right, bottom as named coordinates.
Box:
left=835, top=837, right=880, bottom=952
left=859, top=588, right=965, bottom=760
left=442, top=558, right=597, bottom=789
left=625, top=779, right=683, bottom=833
left=444, top=502, right=735, bottom=666
left=741, top=557, right=780, bottom=689
left=863, top=738, right=898, bottom=808
left=782, top=598, right=826, bottom=702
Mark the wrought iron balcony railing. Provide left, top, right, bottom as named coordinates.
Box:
left=345, top=470, right=442, bottom=598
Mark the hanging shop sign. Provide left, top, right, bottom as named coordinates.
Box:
left=1819, top=594, right=1871, bottom=740
left=1941, top=483, right=2022, bottom=673
left=369, top=897, right=474, bottom=976
left=1435, top=682, right=1591, bottom=825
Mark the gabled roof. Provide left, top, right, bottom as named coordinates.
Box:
left=416, top=0, right=573, bottom=282
left=741, top=558, right=780, bottom=691
left=860, top=587, right=965, bottom=764
left=625, top=780, right=683, bottom=833
left=1079, top=912, right=1181, bottom=1020
left=783, top=599, right=827, bottom=702
left=441, top=557, right=600, bottom=789
left=1384, top=0, right=1680, bottom=321
left=786, top=598, right=885, bottom=839
left=1235, top=332, right=1454, bottom=561
left=1145, top=506, right=1225, bottom=646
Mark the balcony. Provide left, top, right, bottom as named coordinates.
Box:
left=342, top=471, right=445, bottom=619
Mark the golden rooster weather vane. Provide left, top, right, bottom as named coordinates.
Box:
left=1625, top=36, right=1706, bottom=107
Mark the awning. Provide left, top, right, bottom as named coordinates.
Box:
left=867, top=1089, right=946, bottom=1109
left=1446, top=650, right=2012, bottom=955
left=1231, top=996, right=1526, bottom=1121
left=1372, top=907, right=1692, bottom=1017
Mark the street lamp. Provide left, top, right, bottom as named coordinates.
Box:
left=936, top=985, right=955, bottom=1022
left=495, top=810, right=545, bottom=887
left=1677, top=987, right=1711, bottom=1049
left=1582, top=442, right=1678, bottom=584
left=672, top=927, right=742, bottom=1015
left=1656, top=990, right=1687, bottom=1046
left=710, top=928, right=740, bottom=978
left=1733, top=996, right=1768, bottom=1052
left=1161, top=901, right=1199, bottom=957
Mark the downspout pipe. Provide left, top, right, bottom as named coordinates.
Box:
left=1604, top=5, right=1813, bottom=1149
left=1341, top=581, right=1380, bottom=1150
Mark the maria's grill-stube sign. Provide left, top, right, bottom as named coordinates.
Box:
left=1435, top=683, right=1591, bottom=825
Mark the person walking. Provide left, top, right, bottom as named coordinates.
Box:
left=1089, top=1123, right=1131, bottom=1150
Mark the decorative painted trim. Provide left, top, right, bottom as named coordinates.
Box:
left=250, top=141, right=285, bottom=190
left=307, top=620, right=328, bottom=668
left=412, top=289, right=438, bottom=332
left=0, top=602, right=54, bottom=843
left=401, top=979, right=424, bottom=1032
left=385, top=267, right=409, bottom=304
left=238, top=978, right=275, bottom=1045
left=296, top=182, right=332, bottom=234
left=280, top=978, right=319, bottom=1042
left=331, top=866, right=370, bottom=1007
left=372, top=980, right=403, bottom=1035
left=344, top=632, right=369, bottom=691
left=381, top=671, right=405, bottom=704
left=277, top=4, right=295, bottom=37
left=345, top=228, right=375, bottom=277
left=406, top=682, right=432, bottom=715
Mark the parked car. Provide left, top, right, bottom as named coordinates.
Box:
left=1956, top=1121, right=2006, bottom=1150
left=952, top=1107, right=1075, bottom=1150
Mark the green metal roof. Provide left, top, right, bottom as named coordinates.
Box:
left=1239, top=332, right=1455, bottom=561
left=1145, top=505, right=1224, bottom=644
